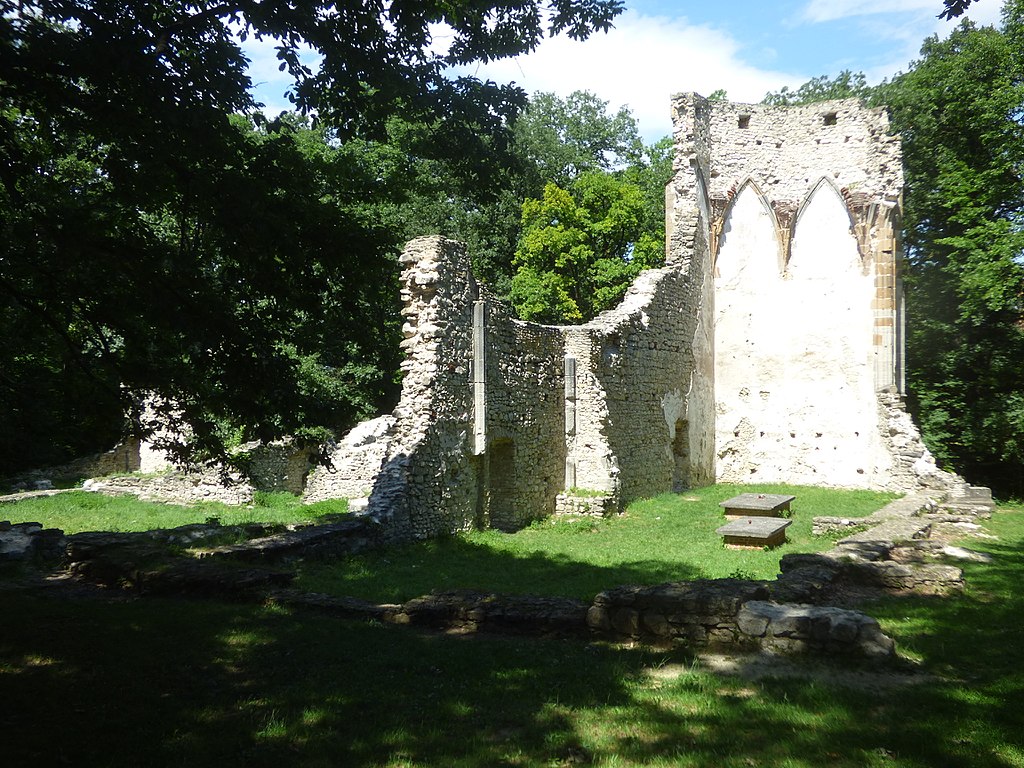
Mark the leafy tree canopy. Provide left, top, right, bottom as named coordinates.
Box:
left=510, top=172, right=664, bottom=324
left=878, top=9, right=1024, bottom=496
left=0, top=0, right=624, bottom=474
left=762, top=70, right=873, bottom=106
left=514, top=90, right=645, bottom=188
left=940, top=0, right=983, bottom=19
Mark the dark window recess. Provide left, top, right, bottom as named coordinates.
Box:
left=738, top=114, right=751, bottom=129
left=823, top=112, right=838, bottom=126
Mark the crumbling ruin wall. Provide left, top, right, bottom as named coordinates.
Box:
left=299, top=94, right=949, bottom=539
left=327, top=231, right=710, bottom=539
left=478, top=295, right=566, bottom=530
left=57, top=94, right=954, bottom=526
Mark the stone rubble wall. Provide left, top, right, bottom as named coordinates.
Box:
left=342, top=233, right=709, bottom=539
left=586, top=579, right=895, bottom=658
left=294, top=95, right=957, bottom=540
left=478, top=293, right=566, bottom=530
left=6, top=441, right=142, bottom=490
left=303, top=416, right=397, bottom=504
left=359, top=237, right=481, bottom=540
left=84, top=471, right=255, bottom=506
left=876, top=391, right=960, bottom=492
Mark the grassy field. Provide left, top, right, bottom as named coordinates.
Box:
left=0, top=489, right=348, bottom=533
left=296, top=484, right=897, bottom=601
left=2, top=482, right=894, bottom=600
left=1, top=504, right=1022, bottom=767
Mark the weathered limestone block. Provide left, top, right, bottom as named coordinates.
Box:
left=553, top=493, right=616, bottom=517
left=738, top=601, right=895, bottom=658
left=0, top=521, right=66, bottom=562
left=84, top=471, right=254, bottom=506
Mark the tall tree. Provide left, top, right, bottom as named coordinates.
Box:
left=0, top=0, right=624, bottom=474
left=509, top=171, right=664, bottom=323
left=513, top=90, right=645, bottom=190
left=878, top=10, right=1024, bottom=497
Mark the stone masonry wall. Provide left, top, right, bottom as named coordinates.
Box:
left=329, top=222, right=711, bottom=538
left=478, top=294, right=565, bottom=530
left=680, top=95, right=947, bottom=492
left=359, top=237, right=481, bottom=540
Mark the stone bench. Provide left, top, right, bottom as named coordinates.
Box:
left=717, top=516, right=792, bottom=548
left=719, top=493, right=795, bottom=517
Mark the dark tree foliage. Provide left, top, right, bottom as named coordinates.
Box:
left=940, top=0, right=982, bottom=20
left=0, top=0, right=623, bottom=474
left=878, top=11, right=1024, bottom=498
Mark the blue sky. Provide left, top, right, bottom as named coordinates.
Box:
left=246, top=0, right=1004, bottom=142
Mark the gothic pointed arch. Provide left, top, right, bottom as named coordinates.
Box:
left=789, top=177, right=861, bottom=275
left=712, top=177, right=785, bottom=278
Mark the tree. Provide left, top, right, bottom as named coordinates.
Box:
left=762, top=70, right=873, bottom=106
left=0, top=0, right=624, bottom=474
left=877, top=11, right=1024, bottom=497
left=940, top=0, right=982, bottom=19
left=513, top=90, right=645, bottom=189
left=509, top=172, right=663, bottom=323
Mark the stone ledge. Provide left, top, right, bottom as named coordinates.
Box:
left=554, top=493, right=617, bottom=517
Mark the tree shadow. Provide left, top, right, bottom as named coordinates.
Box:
left=3, top=513, right=1021, bottom=767
left=295, top=532, right=706, bottom=603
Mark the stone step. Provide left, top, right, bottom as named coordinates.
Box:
left=837, top=518, right=933, bottom=548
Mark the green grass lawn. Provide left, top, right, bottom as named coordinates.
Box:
left=296, top=484, right=897, bottom=602
left=0, top=489, right=348, bottom=533
left=1, top=504, right=1022, bottom=767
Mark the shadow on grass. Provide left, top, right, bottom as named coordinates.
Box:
left=295, top=532, right=707, bottom=603
left=3, top=578, right=1023, bottom=768
left=2, top=507, right=1020, bottom=767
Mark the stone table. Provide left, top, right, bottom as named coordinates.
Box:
left=716, top=516, right=792, bottom=548
left=719, top=493, right=795, bottom=517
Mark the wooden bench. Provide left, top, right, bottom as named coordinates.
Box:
left=719, top=493, right=795, bottom=518
left=716, top=516, right=792, bottom=548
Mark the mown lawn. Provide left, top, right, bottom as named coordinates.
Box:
left=0, top=489, right=348, bottom=533
left=296, top=483, right=897, bottom=602
left=1, top=504, right=1022, bottom=767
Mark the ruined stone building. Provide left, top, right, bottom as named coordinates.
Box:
left=302, top=94, right=953, bottom=540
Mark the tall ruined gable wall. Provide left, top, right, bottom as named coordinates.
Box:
left=695, top=96, right=946, bottom=491
left=705, top=99, right=903, bottom=210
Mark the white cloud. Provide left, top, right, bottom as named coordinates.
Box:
left=800, top=0, right=1003, bottom=25
left=800, top=0, right=934, bottom=23
left=847, top=1, right=1005, bottom=81
left=456, top=10, right=802, bottom=142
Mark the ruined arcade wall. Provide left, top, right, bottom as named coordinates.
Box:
left=683, top=96, right=915, bottom=489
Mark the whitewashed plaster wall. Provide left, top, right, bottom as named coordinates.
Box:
left=714, top=181, right=893, bottom=487
left=700, top=96, right=912, bottom=489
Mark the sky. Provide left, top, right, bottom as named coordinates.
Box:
left=245, top=0, right=1005, bottom=143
